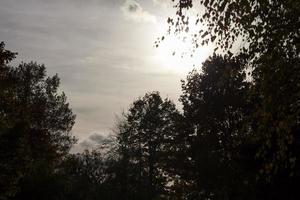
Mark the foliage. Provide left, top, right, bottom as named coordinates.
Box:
left=166, top=0, right=299, bottom=57
left=1, top=0, right=299, bottom=198
left=116, top=92, right=182, bottom=200
left=164, top=0, right=300, bottom=197
left=0, top=42, right=76, bottom=200
left=180, top=54, right=253, bottom=199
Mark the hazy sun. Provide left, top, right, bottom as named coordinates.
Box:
left=154, top=21, right=212, bottom=74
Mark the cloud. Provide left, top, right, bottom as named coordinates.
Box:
left=79, top=140, right=94, bottom=150
left=1, top=0, right=187, bottom=154
left=77, top=132, right=117, bottom=152
left=78, top=132, right=106, bottom=151
left=121, top=0, right=156, bottom=23
left=89, top=133, right=105, bottom=143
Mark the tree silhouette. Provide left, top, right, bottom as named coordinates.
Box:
left=116, top=92, right=181, bottom=200
left=165, top=0, right=299, bottom=58
left=179, top=54, right=252, bottom=199
left=0, top=42, right=76, bottom=200
left=249, top=50, right=300, bottom=199
left=164, top=1, right=300, bottom=198
left=1, top=0, right=299, bottom=197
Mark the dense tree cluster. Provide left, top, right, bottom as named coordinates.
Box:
left=115, top=92, right=183, bottom=200
left=0, top=42, right=76, bottom=200
left=1, top=0, right=299, bottom=199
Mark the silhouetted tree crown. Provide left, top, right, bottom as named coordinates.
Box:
left=0, top=42, right=76, bottom=200
left=0, top=0, right=299, bottom=198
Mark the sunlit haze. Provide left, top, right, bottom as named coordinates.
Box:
left=0, top=0, right=213, bottom=151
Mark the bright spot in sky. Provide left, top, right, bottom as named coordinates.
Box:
left=156, top=36, right=211, bottom=73
left=154, top=21, right=212, bottom=74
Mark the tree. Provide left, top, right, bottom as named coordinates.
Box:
left=0, top=42, right=76, bottom=199
left=165, top=0, right=299, bottom=58
left=116, top=92, right=181, bottom=200
left=58, top=150, right=116, bottom=200
left=0, top=42, right=22, bottom=200
left=180, top=54, right=252, bottom=199
left=249, top=50, right=300, bottom=199
left=165, top=1, right=300, bottom=197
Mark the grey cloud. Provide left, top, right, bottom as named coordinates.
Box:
left=128, top=2, right=139, bottom=12
left=121, top=0, right=156, bottom=23
left=76, top=132, right=117, bottom=152
left=89, top=133, right=105, bottom=143
left=0, top=0, right=187, bottom=154
left=78, top=132, right=107, bottom=151
left=122, top=0, right=141, bottom=13
left=79, top=140, right=94, bottom=150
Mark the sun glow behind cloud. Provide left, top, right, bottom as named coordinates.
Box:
left=119, top=0, right=213, bottom=75
left=153, top=19, right=213, bottom=74
left=0, top=0, right=215, bottom=151
left=155, top=34, right=212, bottom=74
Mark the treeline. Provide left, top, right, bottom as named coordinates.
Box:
left=1, top=40, right=299, bottom=200
left=1, top=0, right=300, bottom=199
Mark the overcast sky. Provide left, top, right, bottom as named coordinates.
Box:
left=0, top=0, right=212, bottom=151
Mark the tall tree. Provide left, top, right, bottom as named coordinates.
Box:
left=249, top=50, right=300, bottom=199
left=0, top=42, right=76, bottom=200
left=165, top=1, right=300, bottom=197
left=180, top=54, right=251, bottom=199
left=116, top=92, right=181, bottom=200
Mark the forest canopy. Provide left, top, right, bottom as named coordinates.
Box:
left=0, top=0, right=299, bottom=199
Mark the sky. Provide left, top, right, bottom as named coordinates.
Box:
left=0, top=0, right=213, bottom=152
